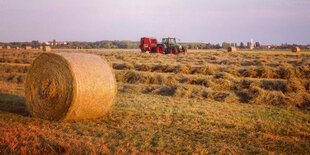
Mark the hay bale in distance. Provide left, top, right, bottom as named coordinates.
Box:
left=0, top=46, right=2, bottom=49
left=39, top=46, right=43, bottom=50
left=228, top=46, right=237, bottom=52
left=25, top=52, right=117, bottom=121
left=43, top=46, right=51, bottom=52
left=25, top=46, right=32, bottom=50
left=16, top=47, right=20, bottom=50
left=6, top=46, right=11, bottom=50
left=291, top=46, right=300, bottom=53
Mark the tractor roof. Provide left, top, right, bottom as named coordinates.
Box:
left=141, top=37, right=157, bottom=40
left=163, top=37, right=175, bottom=39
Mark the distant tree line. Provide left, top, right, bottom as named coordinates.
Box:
left=54, top=40, right=140, bottom=49
left=0, top=41, right=41, bottom=49
left=0, top=40, right=140, bottom=49
left=181, top=42, right=309, bottom=50
left=0, top=40, right=309, bottom=50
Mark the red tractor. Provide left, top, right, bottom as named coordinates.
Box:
left=140, top=37, right=187, bottom=54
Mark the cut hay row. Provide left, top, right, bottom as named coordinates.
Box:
left=108, top=55, right=309, bottom=70
left=113, top=63, right=216, bottom=75
left=0, top=57, right=32, bottom=64
left=101, top=52, right=308, bottom=66
left=0, top=50, right=41, bottom=56
left=117, top=82, right=238, bottom=102
left=114, top=70, right=239, bottom=92
left=236, top=65, right=310, bottom=79
left=0, top=73, right=25, bottom=84
left=0, top=63, right=29, bottom=74
left=112, top=62, right=310, bottom=80
left=0, top=51, right=41, bottom=64
left=118, top=83, right=310, bottom=110
left=0, top=81, right=24, bottom=96
left=114, top=70, right=310, bottom=94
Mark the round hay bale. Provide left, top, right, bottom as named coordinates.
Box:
left=39, top=46, right=43, bottom=50
left=43, top=46, right=51, bottom=52
left=6, top=46, right=11, bottom=50
left=16, top=47, right=20, bottom=50
left=25, top=46, right=32, bottom=50
left=291, top=46, right=300, bottom=53
left=0, top=46, right=3, bottom=49
left=227, top=46, right=237, bottom=52
left=25, top=52, right=117, bottom=121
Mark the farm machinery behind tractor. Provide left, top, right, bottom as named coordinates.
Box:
left=139, top=37, right=187, bottom=54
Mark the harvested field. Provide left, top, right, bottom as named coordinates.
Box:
left=0, top=49, right=310, bottom=154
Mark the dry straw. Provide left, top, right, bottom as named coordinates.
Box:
left=25, top=52, right=117, bottom=121
left=291, top=46, right=300, bottom=53
left=43, top=46, right=51, bottom=52
left=16, top=47, right=20, bottom=50
left=39, top=46, right=43, bottom=50
left=0, top=46, right=2, bottom=49
left=228, top=46, right=237, bottom=52
left=6, top=46, right=11, bottom=50
left=25, top=46, right=32, bottom=50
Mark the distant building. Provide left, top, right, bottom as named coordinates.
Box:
left=261, top=45, right=280, bottom=49
left=250, top=39, right=254, bottom=50
left=42, top=41, right=72, bottom=45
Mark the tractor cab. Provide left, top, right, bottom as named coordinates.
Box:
left=162, top=37, right=176, bottom=45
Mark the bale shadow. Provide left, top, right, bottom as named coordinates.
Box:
left=0, top=93, right=30, bottom=116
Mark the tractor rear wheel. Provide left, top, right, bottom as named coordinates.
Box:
left=169, top=47, right=178, bottom=54
left=156, top=45, right=165, bottom=54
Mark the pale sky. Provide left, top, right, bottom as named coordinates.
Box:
left=0, top=0, right=309, bottom=45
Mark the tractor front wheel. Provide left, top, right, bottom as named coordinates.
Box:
left=169, top=47, right=178, bottom=54
left=182, top=46, right=187, bottom=54
left=156, top=45, right=165, bottom=54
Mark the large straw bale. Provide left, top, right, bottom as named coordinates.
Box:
left=0, top=46, right=2, bottom=49
left=25, top=52, right=117, bottom=121
left=227, top=46, right=237, bottom=52
left=291, top=46, right=300, bottom=53
left=6, top=46, right=11, bottom=50
left=16, top=47, right=20, bottom=50
left=43, top=46, right=51, bottom=52
left=25, top=46, right=32, bottom=50
left=39, top=46, right=43, bottom=50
